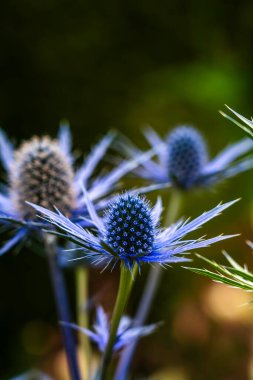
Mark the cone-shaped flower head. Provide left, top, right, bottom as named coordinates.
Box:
left=0, top=126, right=154, bottom=255
left=10, top=136, right=76, bottom=219
left=104, top=194, right=154, bottom=257
left=117, top=124, right=253, bottom=190
left=29, top=190, right=238, bottom=271
left=167, top=126, right=208, bottom=189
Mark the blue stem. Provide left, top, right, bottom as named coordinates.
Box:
left=45, top=235, right=81, bottom=380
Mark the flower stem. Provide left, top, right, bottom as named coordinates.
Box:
left=115, top=190, right=182, bottom=379
left=97, top=263, right=137, bottom=380
left=76, top=267, right=90, bottom=379
left=45, top=234, right=81, bottom=380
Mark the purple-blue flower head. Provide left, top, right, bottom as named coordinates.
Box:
left=29, top=191, right=238, bottom=271
left=104, top=194, right=155, bottom=258
left=117, top=125, right=253, bottom=190
left=0, top=126, right=151, bottom=255
left=167, top=126, right=208, bottom=189
left=61, top=306, right=158, bottom=353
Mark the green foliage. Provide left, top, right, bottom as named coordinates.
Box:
left=220, top=105, right=253, bottom=139
left=185, top=251, right=253, bottom=292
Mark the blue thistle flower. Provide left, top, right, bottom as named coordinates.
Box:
left=0, top=126, right=151, bottom=255
left=117, top=125, right=253, bottom=190
left=61, top=306, right=158, bottom=353
left=104, top=194, right=154, bottom=257
left=167, top=126, right=208, bottom=189
left=28, top=191, right=238, bottom=270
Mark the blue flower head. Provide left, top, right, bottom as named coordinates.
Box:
left=117, top=125, right=253, bottom=190
left=61, top=306, right=158, bottom=353
left=0, top=126, right=151, bottom=255
left=104, top=194, right=155, bottom=258
left=167, top=126, right=208, bottom=189
left=29, top=190, right=238, bottom=271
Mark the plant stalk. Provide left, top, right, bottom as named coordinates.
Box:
left=96, top=263, right=137, bottom=380
left=76, top=267, right=90, bottom=380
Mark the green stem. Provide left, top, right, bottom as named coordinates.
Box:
left=115, top=190, right=182, bottom=380
left=97, top=263, right=137, bottom=380
left=164, top=189, right=182, bottom=226
left=76, top=267, right=90, bottom=380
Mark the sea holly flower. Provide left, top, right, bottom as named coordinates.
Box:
left=30, top=192, right=238, bottom=380
left=110, top=122, right=253, bottom=378
left=116, top=125, right=253, bottom=190
left=28, top=192, right=238, bottom=270
left=61, top=306, right=158, bottom=353
left=0, top=126, right=154, bottom=255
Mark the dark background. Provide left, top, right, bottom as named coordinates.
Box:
left=1, top=1, right=253, bottom=379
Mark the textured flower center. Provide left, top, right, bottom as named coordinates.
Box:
left=105, top=194, right=154, bottom=257
left=167, top=126, right=208, bottom=189
left=10, top=136, right=76, bottom=219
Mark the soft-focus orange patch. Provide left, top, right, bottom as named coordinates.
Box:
left=150, top=367, right=189, bottom=380
left=203, top=282, right=253, bottom=323
left=50, top=347, right=99, bottom=380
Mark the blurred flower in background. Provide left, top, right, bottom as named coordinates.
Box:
left=61, top=306, right=158, bottom=353
left=116, top=125, right=253, bottom=190
left=0, top=126, right=148, bottom=255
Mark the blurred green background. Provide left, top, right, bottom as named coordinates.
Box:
left=1, top=0, right=253, bottom=379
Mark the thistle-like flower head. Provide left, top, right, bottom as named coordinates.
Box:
left=167, top=126, right=208, bottom=189
left=29, top=190, right=238, bottom=271
left=61, top=306, right=158, bottom=353
left=0, top=126, right=152, bottom=255
left=104, top=194, right=154, bottom=257
left=10, top=136, right=76, bottom=219
left=116, top=124, right=253, bottom=190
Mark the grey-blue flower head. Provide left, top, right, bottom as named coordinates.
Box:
left=10, top=136, right=76, bottom=219
left=167, top=126, right=208, bottom=189
left=29, top=190, right=238, bottom=271
left=0, top=126, right=150, bottom=255
left=117, top=125, right=253, bottom=190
